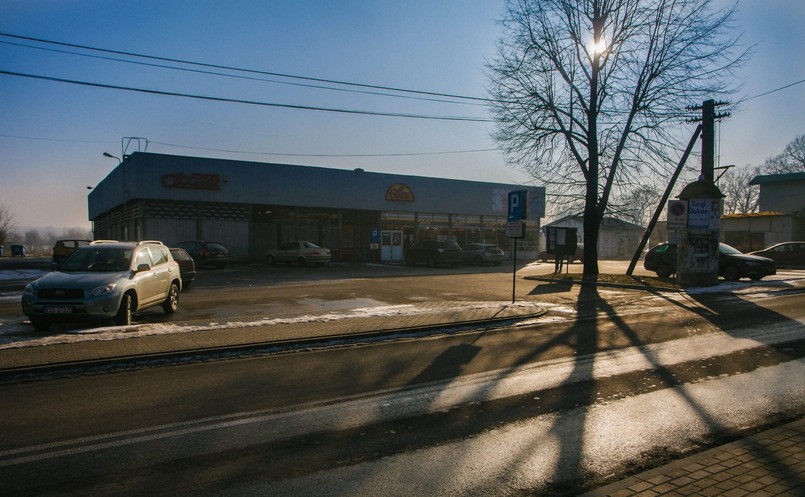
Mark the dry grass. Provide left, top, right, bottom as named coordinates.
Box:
left=530, top=272, right=679, bottom=291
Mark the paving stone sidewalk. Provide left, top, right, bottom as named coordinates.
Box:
left=0, top=301, right=545, bottom=373
left=581, top=417, right=805, bottom=497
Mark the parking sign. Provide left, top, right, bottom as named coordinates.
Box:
left=508, top=190, right=527, bottom=221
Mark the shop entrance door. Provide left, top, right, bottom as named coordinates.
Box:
left=380, top=230, right=404, bottom=262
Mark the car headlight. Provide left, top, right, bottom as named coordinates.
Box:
left=90, top=284, right=117, bottom=297
left=23, top=283, right=35, bottom=297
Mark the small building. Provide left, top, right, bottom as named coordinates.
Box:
left=541, top=214, right=645, bottom=259
left=720, top=172, right=805, bottom=252
left=88, top=152, right=546, bottom=262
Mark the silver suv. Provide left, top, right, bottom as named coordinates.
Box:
left=22, top=241, right=181, bottom=331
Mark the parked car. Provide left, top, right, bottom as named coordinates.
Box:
left=266, top=241, right=332, bottom=266
left=538, top=243, right=584, bottom=263
left=10, top=244, right=26, bottom=257
left=462, top=243, right=505, bottom=265
left=169, top=247, right=197, bottom=288
left=174, top=241, right=230, bottom=268
left=749, top=241, right=805, bottom=268
left=405, top=240, right=462, bottom=267
left=53, top=239, right=91, bottom=264
left=644, top=242, right=776, bottom=281
left=21, top=240, right=181, bottom=331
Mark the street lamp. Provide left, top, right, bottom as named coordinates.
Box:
left=102, top=152, right=120, bottom=162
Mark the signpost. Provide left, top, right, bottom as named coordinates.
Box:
left=507, top=191, right=527, bottom=303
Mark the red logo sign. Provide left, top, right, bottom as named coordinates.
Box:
left=161, top=173, right=221, bottom=190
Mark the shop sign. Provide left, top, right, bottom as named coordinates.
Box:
left=161, top=172, right=221, bottom=190
left=687, top=198, right=721, bottom=229
left=386, top=183, right=415, bottom=202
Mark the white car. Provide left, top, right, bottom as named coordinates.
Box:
left=266, top=241, right=332, bottom=266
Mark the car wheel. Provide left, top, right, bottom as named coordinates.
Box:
left=722, top=265, right=741, bottom=281
left=115, top=293, right=132, bottom=326
left=266, top=255, right=276, bottom=265
left=656, top=262, right=672, bottom=279
left=297, top=257, right=308, bottom=266
left=30, top=317, right=51, bottom=332
left=749, top=274, right=764, bottom=281
left=474, top=255, right=484, bottom=265
left=162, top=283, right=180, bottom=314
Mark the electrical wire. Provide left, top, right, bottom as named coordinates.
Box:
left=150, top=141, right=499, bottom=158
left=0, top=39, right=487, bottom=107
left=0, top=69, right=493, bottom=122
left=0, top=31, right=491, bottom=103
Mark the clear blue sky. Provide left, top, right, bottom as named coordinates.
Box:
left=1, top=0, right=803, bottom=229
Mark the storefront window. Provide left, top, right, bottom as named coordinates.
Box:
left=417, top=213, right=451, bottom=241
left=452, top=215, right=482, bottom=247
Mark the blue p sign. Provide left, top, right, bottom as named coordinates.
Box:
left=508, top=190, right=527, bottom=221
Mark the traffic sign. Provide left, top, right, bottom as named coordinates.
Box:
left=508, top=190, right=527, bottom=221
left=506, top=221, right=525, bottom=238
left=667, top=200, right=687, bottom=229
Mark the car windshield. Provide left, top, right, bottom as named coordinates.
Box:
left=719, top=244, right=742, bottom=255
left=60, top=248, right=133, bottom=272
left=302, top=242, right=321, bottom=249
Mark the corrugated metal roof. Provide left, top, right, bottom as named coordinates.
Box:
left=749, top=172, right=805, bottom=185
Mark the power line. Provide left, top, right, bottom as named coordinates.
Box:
left=0, top=31, right=491, bottom=103
left=0, top=134, right=501, bottom=158
left=742, top=78, right=805, bottom=102
left=151, top=141, right=499, bottom=158
left=0, top=69, right=493, bottom=122
left=0, top=39, right=487, bottom=107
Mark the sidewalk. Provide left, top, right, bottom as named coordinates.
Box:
left=0, top=301, right=546, bottom=374
left=582, top=417, right=805, bottom=497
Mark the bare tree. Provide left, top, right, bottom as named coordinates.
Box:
left=761, top=134, right=805, bottom=174
left=0, top=205, right=16, bottom=251
left=488, top=0, right=747, bottom=276
left=718, top=164, right=760, bottom=214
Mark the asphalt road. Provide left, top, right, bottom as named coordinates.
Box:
left=1, top=263, right=805, bottom=496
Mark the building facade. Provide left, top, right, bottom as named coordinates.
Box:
left=542, top=214, right=646, bottom=259
left=719, top=172, right=805, bottom=252
left=88, top=152, right=546, bottom=262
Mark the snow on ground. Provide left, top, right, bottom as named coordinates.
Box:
left=0, top=301, right=546, bottom=350
left=1, top=267, right=802, bottom=350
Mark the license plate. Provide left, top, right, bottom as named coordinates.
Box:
left=45, top=306, right=74, bottom=314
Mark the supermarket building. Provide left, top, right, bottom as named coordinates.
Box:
left=87, top=152, right=546, bottom=262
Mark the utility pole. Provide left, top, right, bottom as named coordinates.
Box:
left=690, top=99, right=731, bottom=181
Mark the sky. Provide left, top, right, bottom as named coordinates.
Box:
left=1, top=0, right=803, bottom=230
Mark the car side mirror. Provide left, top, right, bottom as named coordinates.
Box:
left=136, top=263, right=151, bottom=273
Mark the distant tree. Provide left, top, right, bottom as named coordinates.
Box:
left=487, top=0, right=747, bottom=277
left=761, top=134, right=805, bottom=174
left=608, top=185, right=662, bottom=227
left=0, top=205, right=16, bottom=251
left=718, top=165, right=760, bottom=214
left=24, top=229, right=47, bottom=255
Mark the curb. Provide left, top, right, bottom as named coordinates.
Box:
left=0, top=309, right=546, bottom=379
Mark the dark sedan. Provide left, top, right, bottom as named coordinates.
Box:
left=169, top=247, right=197, bottom=289
left=749, top=242, right=805, bottom=268
left=405, top=240, right=462, bottom=267
left=644, top=242, right=776, bottom=281
left=174, top=241, right=230, bottom=269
